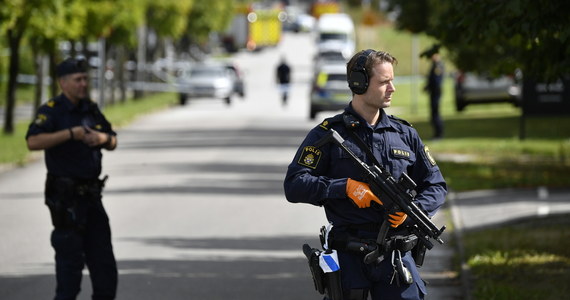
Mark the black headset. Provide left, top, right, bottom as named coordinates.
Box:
left=348, top=49, right=374, bottom=95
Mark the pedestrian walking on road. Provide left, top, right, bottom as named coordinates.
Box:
left=26, top=58, right=118, bottom=300
left=276, top=56, right=291, bottom=105
left=421, top=44, right=445, bottom=140
left=284, top=49, right=447, bottom=300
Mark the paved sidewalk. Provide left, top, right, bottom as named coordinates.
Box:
left=450, top=187, right=570, bottom=231
left=421, top=210, right=462, bottom=300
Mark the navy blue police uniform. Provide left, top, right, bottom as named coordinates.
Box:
left=26, top=94, right=118, bottom=300
left=284, top=103, right=447, bottom=299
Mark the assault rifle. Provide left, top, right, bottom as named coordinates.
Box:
left=315, top=129, right=446, bottom=264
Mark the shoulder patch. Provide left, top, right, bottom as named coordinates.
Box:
left=298, top=146, right=322, bottom=169
left=424, top=145, right=437, bottom=166
left=34, top=113, right=48, bottom=126
left=46, top=100, right=56, bottom=108
left=389, top=115, right=413, bottom=127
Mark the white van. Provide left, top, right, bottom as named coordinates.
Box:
left=316, top=13, right=356, bottom=60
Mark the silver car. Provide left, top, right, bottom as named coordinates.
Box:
left=454, top=71, right=522, bottom=111
left=178, top=64, right=234, bottom=105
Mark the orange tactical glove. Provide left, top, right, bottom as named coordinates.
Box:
left=388, top=211, right=408, bottom=228
left=346, top=178, right=383, bottom=208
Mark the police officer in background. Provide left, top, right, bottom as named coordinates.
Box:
left=26, top=58, right=118, bottom=300
left=284, top=50, right=447, bottom=299
left=421, top=45, right=445, bottom=140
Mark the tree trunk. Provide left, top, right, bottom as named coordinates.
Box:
left=48, top=49, right=58, bottom=98
left=116, top=45, right=127, bottom=102
left=134, top=25, right=147, bottom=99
left=33, top=52, right=43, bottom=118
left=3, top=29, right=21, bottom=135
left=108, top=45, right=116, bottom=105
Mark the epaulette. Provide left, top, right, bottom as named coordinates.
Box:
left=318, top=114, right=343, bottom=130
left=45, top=99, right=57, bottom=108
left=44, top=95, right=66, bottom=109
left=388, top=115, right=413, bottom=127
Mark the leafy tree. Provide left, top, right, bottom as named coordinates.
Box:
left=83, top=0, right=147, bottom=102
left=27, top=0, right=87, bottom=110
left=386, top=0, right=570, bottom=81
left=184, top=0, right=234, bottom=44
left=0, top=0, right=47, bottom=134
left=0, top=0, right=237, bottom=130
left=145, top=0, right=194, bottom=61
left=147, top=0, right=194, bottom=39
left=0, top=0, right=91, bottom=133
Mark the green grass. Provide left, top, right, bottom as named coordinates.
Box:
left=463, top=214, right=570, bottom=300
left=0, top=121, right=32, bottom=165
left=0, top=92, right=178, bottom=166
left=390, top=78, right=570, bottom=191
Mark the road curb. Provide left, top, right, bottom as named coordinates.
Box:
left=447, top=190, right=473, bottom=300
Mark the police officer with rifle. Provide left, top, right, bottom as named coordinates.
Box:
left=26, top=58, right=118, bottom=300
left=284, top=49, right=447, bottom=300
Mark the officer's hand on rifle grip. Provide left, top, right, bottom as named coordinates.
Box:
left=346, top=178, right=383, bottom=208
left=388, top=211, right=408, bottom=228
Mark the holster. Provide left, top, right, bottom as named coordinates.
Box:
left=302, top=244, right=343, bottom=300
left=411, top=241, right=428, bottom=267
left=303, top=244, right=325, bottom=295
left=44, top=174, right=106, bottom=230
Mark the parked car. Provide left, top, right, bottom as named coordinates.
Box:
left=454, top=71, right=522, bottom=111
left=178, top=63, right=235, bottom=105
left=309, top=63, right=352, bottom=119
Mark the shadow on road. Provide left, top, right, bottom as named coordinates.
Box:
left=0, top=235, right=322, bottom=300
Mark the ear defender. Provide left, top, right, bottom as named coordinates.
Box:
left=348, top=49, right=374, bottom=95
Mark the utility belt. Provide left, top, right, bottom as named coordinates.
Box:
left=44, top=174, right=108, bottom=230
left=326, top=225, right=419, bottom=259
left=46, top=174, right=107, bottom=198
